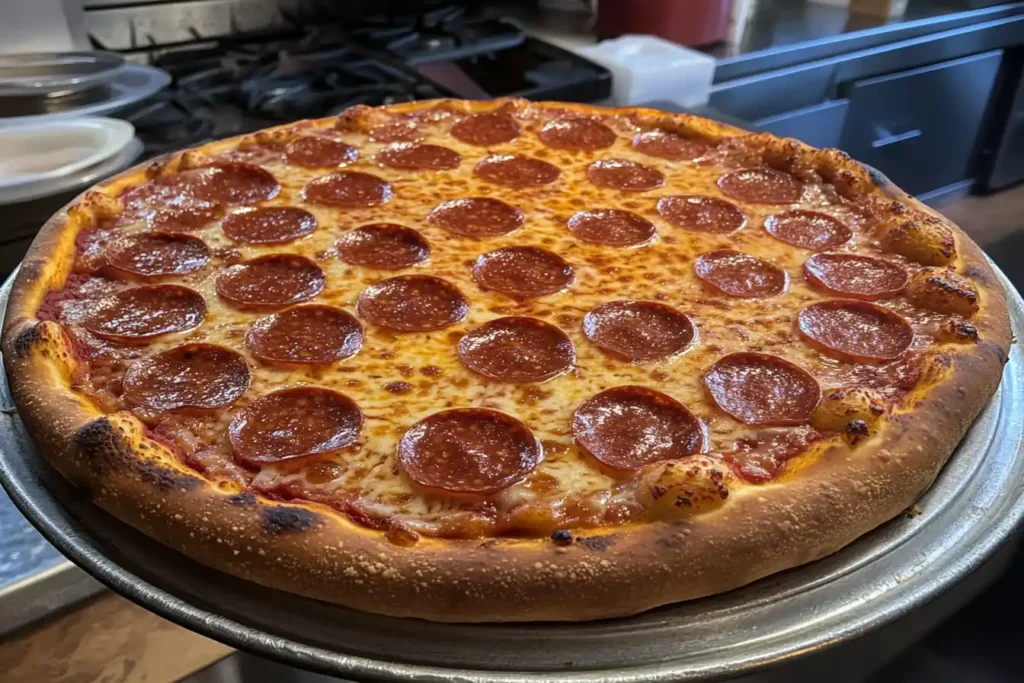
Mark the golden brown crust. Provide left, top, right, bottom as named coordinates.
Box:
left=2, top=99, right=1011, bottom=622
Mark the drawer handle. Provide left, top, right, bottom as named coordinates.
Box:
left=872, top=129, right=922, bottom=148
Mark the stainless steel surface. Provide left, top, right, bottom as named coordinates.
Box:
left=0, top=51, right=124, bottom=96
left=0, top=252, right=1023, bottom=681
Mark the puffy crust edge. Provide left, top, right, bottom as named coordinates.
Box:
left=1, top=99, right=1012, bottom=622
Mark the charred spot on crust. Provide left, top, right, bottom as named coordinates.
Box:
left=10, top=323, right=45, bottom=358
left=551, top=529, right=573, bottom=546
left=262, top=505, right=320, bottom=534
left=228, top=491, right=257, bottom=507
left=963, top=265, right=991, bottom=286
left=576, top=534, right=615, bottom=551
left=845, top=419, right=870, bottom=445
left=75, top=418, right=201, bottom=491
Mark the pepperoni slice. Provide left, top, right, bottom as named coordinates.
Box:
left=657, top=195, right=746, bottom=233
left=573, top=386, right=704, bottom=470
left=84, top=285, right=206, bottom=343
left=427, top=197, right=524, bottom=237
left=336, top=224, right=429, bottom=270
left=587, top=159, right=664, bottom=192
left=472, top=246, right=574, bottom=298
left=123, top=344, right=250, bottom=411
left=538, top=118, right=616, bottom=151
left=377, top=142, right=461, bottom=170
left=567, top=209, right=656, bottom=247
left=105, top=233, right=209, bottom=279
left=285, top=136, right=358, bottom=168
left=804, top=253, right=908, bottom=301
left=458, top=317, right=575, bottom=383
left=718, top=168, right=803, bottom=204
left=474, top=155, right=560, bottom=188
left=450, top=113, right=520, bottom=146
left=583, top=300, right=695, bottom=362
left=695, top=250, right=789, bottom=298
left=303, top=172, right=393, bottom=207
left=148, top=201, right=225, bottom=232
left=398, top=408, right=542, bottom=494
left=798, top=301, right=913, bottom=363
left=704, top=353, right=821, bottom=426
left=357, top=275, right=468, bottom=331
left=221, top=207, right=317, bottom=245
left=368, top=119, right=422, bottom=143
left=246, top=305, right=363, bottom=364
left=192, top=163, right=280, bottom=205
left=216, top=254, right=325, bottom=310
left=632, top=131, right=711, bottom=161
left=120, top=175, right=195, bottom=214
left=229, top=387, right=362, bottom=466
left=764, top=210, right=852, bottom=250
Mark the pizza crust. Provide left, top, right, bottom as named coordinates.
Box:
left=2, top=99, right=1011, bottom=622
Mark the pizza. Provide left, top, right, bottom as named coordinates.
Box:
left=2, top=99, right=1010, bottom=622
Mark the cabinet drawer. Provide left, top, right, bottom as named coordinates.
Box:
left=839, top=50, right=1002, bottom=196
left=754, top=100, right=849, bottom=149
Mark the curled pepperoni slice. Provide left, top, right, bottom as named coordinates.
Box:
left=84, top=285, right=206, bottom=343
left=472, top=246, right=574, bottom=298
left=285, top=136, right=357, bottom=168
left=123, top=344, right=250, bottom=411
left=368, top=119, right=421, bottom=143
left=303, top=171, right=393, bottom=207
left=450, top=113, right=520, bottom=146
left=377, top=142, right=461, bottom=170
left=221, top=207, right=317, bottom=245
left=398, top=408, right=542, bottom=494
left=587, top=159, right=664, bottom=192
left=538, top=118, right=616, bottom=151
left=216, top=254, right=325, bottom=311
left=148, top=201, right=225, bottom=232
left=229, top=387, right=362, bottom=466
left=246, top=305, right=363, bottom=364
left=192, top=163, right=280, bottom=205
left=105, top=233, right=209, bottom=279
left=573, top=386, right=705, bottom=470
left=632, top=131, right=711, bottom=161
left=704, top=353, right=821, bottom=426
left=567, top=209, right=656, bottom=247
left=718, top=168, right=803, bottom=204
left=798, top=301, right=913, bottom=363
left=583, top=300, right=695, bottom=362
left=336, top=224, right=430, bottom=270
left=474, top=154, right=560, bottom=188
left=357, top=275, right=468, bottom=331
left=695, top=250, right=789, bottom=298
left=657, top=195, right=746, bottom=234
left=804, top=253, right=908, bottom=301
left=427, top=197, right=524, bottom=237
left=458, top=317, right=575, bottom=383
left=764, top=210, right=852, bottom=250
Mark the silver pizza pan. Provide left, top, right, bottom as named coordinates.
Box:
left=1, top=261, right=1023, bottom=683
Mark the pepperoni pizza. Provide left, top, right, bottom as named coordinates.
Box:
left=2, top=100, right=1010, bottom=622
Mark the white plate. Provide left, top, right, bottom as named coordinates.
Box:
left=0, top=117, right=135, bottom=192
left=0, top=52, right=125, bottom=96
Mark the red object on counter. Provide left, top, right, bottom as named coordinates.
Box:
left=595, top=0, right=733, bottom=47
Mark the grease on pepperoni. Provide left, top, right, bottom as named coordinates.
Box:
left=285, top=136, right=357, bottom=168
left=695, top=250, right=788, bottom=298
left=632, top=131, right=710, bottom=161
left=230, top=387, right=362, bottom=466
left=573, top=386, right=705, bottom=470
left=764, top=210, right=852, bottom=250
left=472, top=246, right=574, bottom=298
left=398, top=408, right=542, bottom=494
left=216, top=254, right=325, bottom=310
left=798, top=300, right=913, bottom=363
left=450, top=113, right=520, bottom=146
left=222, top=207, right=317, bottom=245
left=357, top=275, right=468, bottom=331
left=105, top=233, right=209, bottom=279
left=192, top=163, right=280, bottom=205
left=246, top=305, right=363, bottom=364
left=303, top=171, right=393, bottom=207
left=538, top=117, right=616, bottom=151
left=428, top=197, right=524, bottom=237
left=123, top=344, right=250, bottom=411
left=336, top=224, right=430, bottom=270
left=704, top=353, right=821, bottom=426
left=718, top=168, right=803, bottom=204
left=458, top=317, right=575, bottom=383
left=148, top=201, right=225, bottom=232
left=587, top=159, right=664, bottom=192
left=84, top=285, right=206, bottom=343
left=657, top=195, right=746, bottom=233
left=474, top=154, right=560, bottom=188
left=567, top=209, right=656, bottom=247
left=804, top=253, right=908, bottom=300
left=582, top=300, right=695, bottom=362
left=377, top=142, right=460, bottom=170
left=367, top=119, right=421, bottom=143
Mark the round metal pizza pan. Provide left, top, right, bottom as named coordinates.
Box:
left=2, top=263, right=1024, bottom=683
